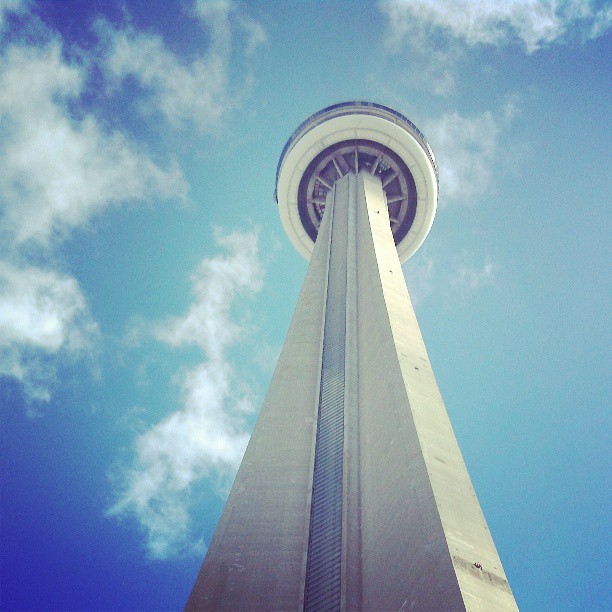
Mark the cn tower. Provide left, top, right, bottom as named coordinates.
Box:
left=186, top=102, right=518, bottom=611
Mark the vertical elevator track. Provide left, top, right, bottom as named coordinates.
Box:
left=303, top=182, right=348, bottom=611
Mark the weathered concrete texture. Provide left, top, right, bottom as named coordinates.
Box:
left=186, top=172, right=517, bottom=611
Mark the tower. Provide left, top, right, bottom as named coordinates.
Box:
left=186, top=102, right=517, bottom=611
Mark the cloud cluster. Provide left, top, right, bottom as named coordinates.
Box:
left=0, top=1, right=265, bottom=405
left=0, top=42, right=185, bottom=246
left=380, top=0, right=611, bottom=94
left=0, top=34, right=184, bottom=402
left=97, top=1, right=266, bottom=132
left=382, top=0, right=610, bottom=52
left=109, top=229, right=263, bottom=559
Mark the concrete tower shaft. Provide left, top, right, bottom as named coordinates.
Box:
left=186, top=104, right=518, bottom=611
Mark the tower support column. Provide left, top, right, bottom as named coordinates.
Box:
left=186, top=168, right=517, bottom=611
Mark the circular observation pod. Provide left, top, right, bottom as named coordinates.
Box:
left=275, top=101, right=439, bottom=263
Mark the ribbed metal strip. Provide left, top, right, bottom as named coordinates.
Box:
left=304, top=182, right=348, bottom=612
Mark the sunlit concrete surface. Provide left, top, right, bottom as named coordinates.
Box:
left=186, top=104, right=517, bottom=611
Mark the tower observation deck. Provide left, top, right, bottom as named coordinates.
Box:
left=186, top=102, right=517, bottom=611
left=275, top=101, right=438, bottom=262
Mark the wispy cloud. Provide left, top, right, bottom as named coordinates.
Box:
left=424, top=101, right=516, bottom=206
left=404, top=251, right=501, bottom=305
left=379, top=0, right=611, bottom=94
left=453, top=259, right=500, bottom=292
left=97, top=1, right=266, bottom=132
left=108, top=229, right=263, bottom=559
left=450, top=251, right=501, bottom=298
left=195, top=1, right=267, bottom=57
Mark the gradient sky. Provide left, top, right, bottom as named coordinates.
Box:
left=0, top=1, right=610, bottom=610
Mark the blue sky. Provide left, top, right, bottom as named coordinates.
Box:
left=0, top=1, right=610, bottom=610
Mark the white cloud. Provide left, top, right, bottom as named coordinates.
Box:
left=0, top=262, right=92, bottom=351
left=381, top=0, right=611, bottom=53
left=0, top=41, right=186, bottom=246
left=109, top=229, right=263, bottom=559
left=98, top=1, right=266, bottom=132
left=424, top=102, right=516, bottom=205
left=452, top=252, right=500, bottom=295
left=379, top=0, right=611, bottom=94
left=0, top=261, right=98, bottom=403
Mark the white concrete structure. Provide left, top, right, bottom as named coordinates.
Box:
left=186, top=102, right=518, bottom=611
left=275, top=102, right=438, bottom=263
